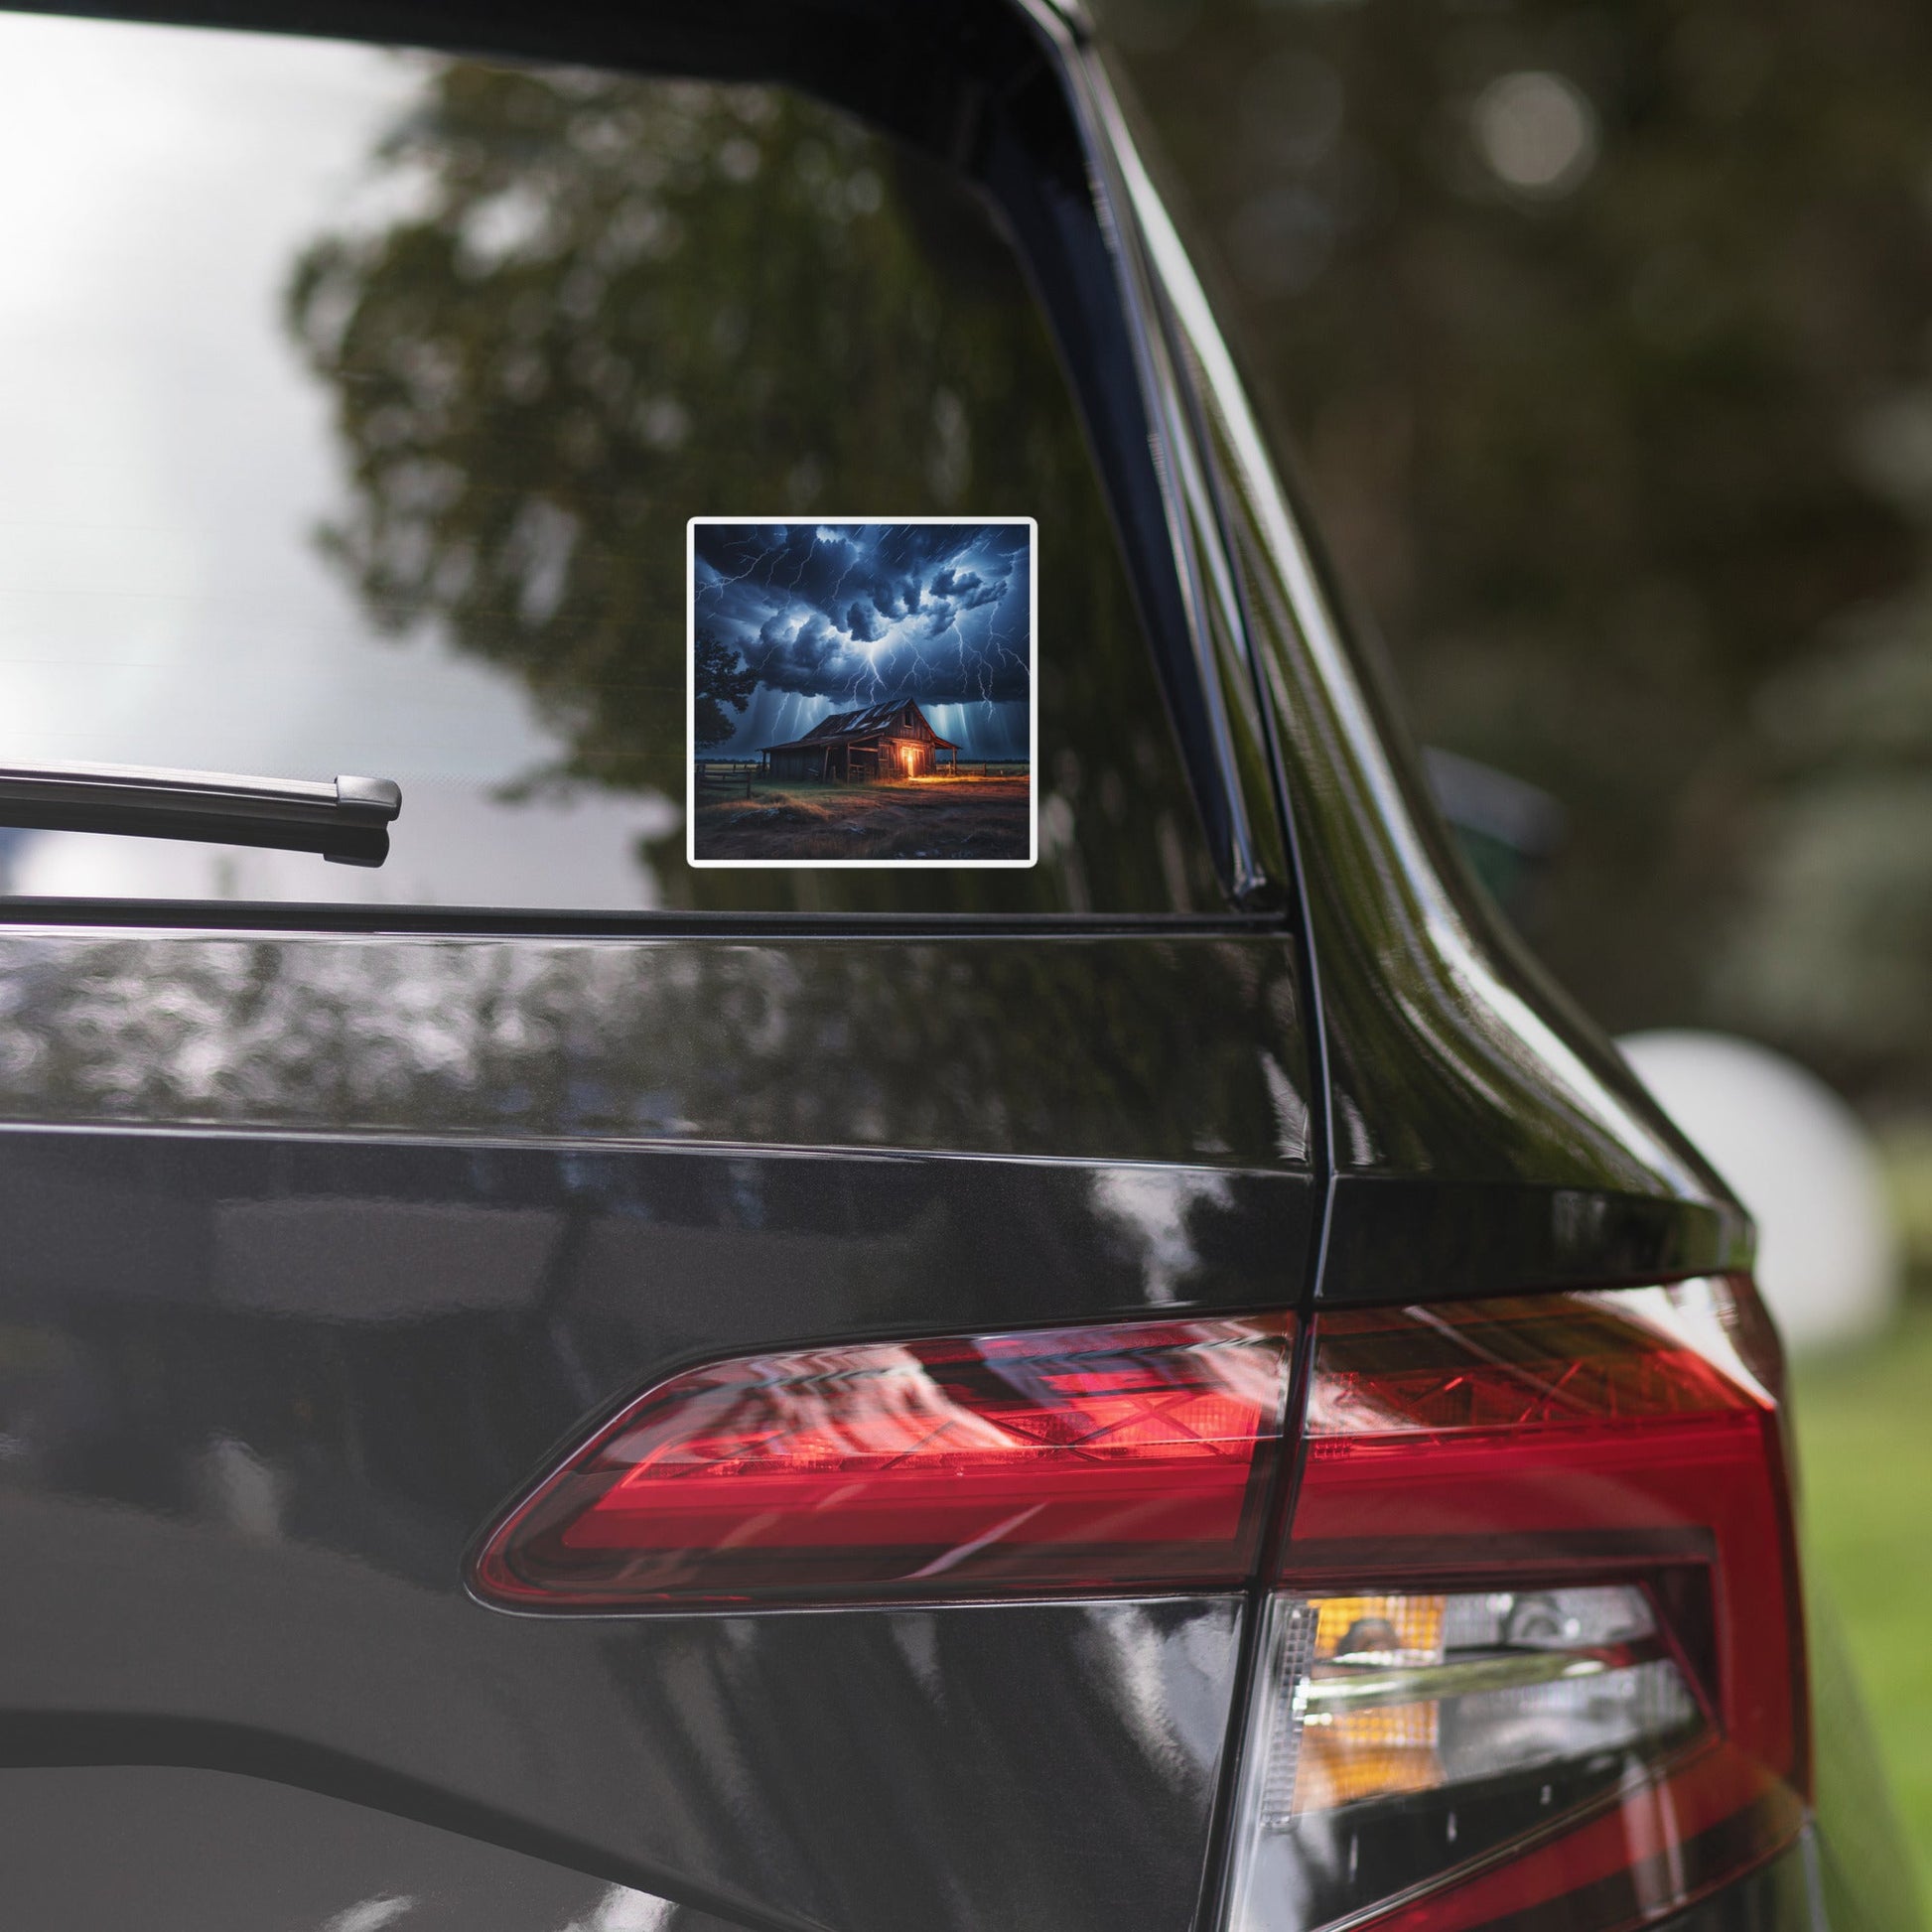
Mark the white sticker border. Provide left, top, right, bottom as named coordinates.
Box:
left=686, top=514, right=1038, bottom=870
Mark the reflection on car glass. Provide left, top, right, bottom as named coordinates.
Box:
left=0, top=17, right=1219, bottom=912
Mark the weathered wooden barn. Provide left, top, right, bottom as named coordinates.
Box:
left=759, top=699, right=959, bottom=782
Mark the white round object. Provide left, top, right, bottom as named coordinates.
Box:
left=1616, top=1030, right=1898, bottom=1352
left=1471, top=71, right=1599, bottom=196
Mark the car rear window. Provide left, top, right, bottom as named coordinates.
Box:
left=0, top=9, right=1226, bottom=914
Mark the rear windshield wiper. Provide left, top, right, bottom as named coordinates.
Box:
left=0, top=761, right=401, bottom=867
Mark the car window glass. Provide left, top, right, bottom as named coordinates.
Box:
left=0, top=10, right=1226, bottom=913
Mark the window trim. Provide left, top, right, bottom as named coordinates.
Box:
left=0, top=899, right=1288, bottom=939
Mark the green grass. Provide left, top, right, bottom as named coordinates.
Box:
left=1795, top=1302, right=1932, bottom=1902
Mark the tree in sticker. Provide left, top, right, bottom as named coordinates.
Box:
left=692, top=630, right=758, bottom=755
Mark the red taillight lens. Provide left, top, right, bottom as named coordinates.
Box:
left=470, top=1314, right=1292, bottom=1608
left=469, top=1280, right=1808, bottom=1932
left=1227, top=1280, right=1806, bottom=1932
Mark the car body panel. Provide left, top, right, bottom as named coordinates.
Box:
left=0, top=928, right=1311, bottom=1164
left=0, top=929, right=1307, bottom=1929
left=0, top=1770, right=1833, bottom=1932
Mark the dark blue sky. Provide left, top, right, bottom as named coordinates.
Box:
left=693, top=522, right=1032, bottom=757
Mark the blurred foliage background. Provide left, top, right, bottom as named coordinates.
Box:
left=1091, top=0, right=1932, bottom=1892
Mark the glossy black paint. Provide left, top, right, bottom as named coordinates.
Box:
left=0, top=930, right=1312, bottom=1164
left=0, top=931, right=1308, bottom=1931
left=0, top=1129, right=1310, bottom=1513
left=0, top=1777, right=1833, bottom=1932
left=1121, top=127, right=1754, bottom=1297
left=0, top=1764, right=730, bottom=1931
left=0, top=1577, right=1236, bottom=1932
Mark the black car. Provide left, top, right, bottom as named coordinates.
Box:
left=0, top=1, right=1915, bottom=1930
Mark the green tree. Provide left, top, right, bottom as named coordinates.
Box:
left=1097, top=0, right=1932, bottom=1093
left=692, top=629, right=756, bottom=754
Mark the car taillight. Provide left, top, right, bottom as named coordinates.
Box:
left=468, top=1277, right=1808, bottom=1932
left=1225, top=1280, right=1807, bottom=1932
left=469, top=1313, right=1292, bottom=1608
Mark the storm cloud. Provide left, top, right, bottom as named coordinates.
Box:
left=692, top=521, right=1031, bottom=708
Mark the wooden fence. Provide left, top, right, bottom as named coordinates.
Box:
left=942, top=759, right=1031, bottom=778
left=695, top=760, right=756, bottom=799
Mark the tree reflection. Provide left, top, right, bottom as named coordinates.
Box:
left=288, top=62, right=1217, bottom=912
left=0, top=931, right=1302, bottom=1164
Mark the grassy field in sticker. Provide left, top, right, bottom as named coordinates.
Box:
left=693, top=775, right=1032, bottom=862
left=1795, top=1302, right=1932, bottom=1903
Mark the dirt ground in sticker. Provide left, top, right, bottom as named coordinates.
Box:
left=693, top=775, right=1032, bottom=862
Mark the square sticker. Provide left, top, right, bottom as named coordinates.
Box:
left=688, top=517, right=1036, bottom=867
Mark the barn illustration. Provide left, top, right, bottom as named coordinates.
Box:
left=759, top=698, right=960, bottom=782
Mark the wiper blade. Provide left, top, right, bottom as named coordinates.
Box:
left=0, top=760, right=401, bottom=867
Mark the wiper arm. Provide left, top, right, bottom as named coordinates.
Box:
left=0, top=760, right=401, bottom=867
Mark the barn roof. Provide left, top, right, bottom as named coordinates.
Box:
left=759, top=698, right=958, bottom=755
